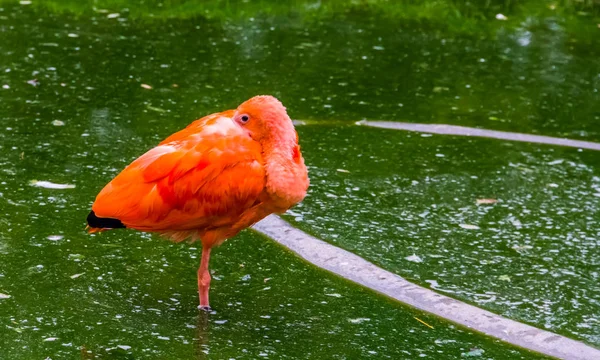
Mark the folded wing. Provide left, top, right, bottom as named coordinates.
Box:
left=90, top=111, right=265, bottom=233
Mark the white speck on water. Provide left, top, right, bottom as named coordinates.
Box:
left=518, top=31, right=531, bottom=46
left=548, top=183, right=559, bottom=188
left=30, top=180, right=75, bottom=189
left=70, top=273, right=84, bottom=279
left=548, top=159, right=564, bottom=165
left=260, top=315, right=271, bottom=319
left=214, top=320, right=228, bottom=324
left=117, top=345, right=131, bottom=350
left=348, top=318, right=370, bottom=324
left=107, top=13, right=120, bottom=18
left=19, top=0, right=32, bottom=4
left=43, top=337, right=58, bottom=342
left=498, top=275, right=511, bottom=282
left=67, top=33, right=78, bottom=38
left=325, top=293, right=342, bottom=298
left=2, top=85, right=9, bottom=89
left=372, top=46, right=384, bottom=50
left=68, top=254, right=84, bottom=262
left=47, top=235, right=63, bottom=241
left=459, top=224, right=480, bottom=230
left=0, top=293, right=11, bottom=299
left=425, top=280, right=439, bottom=288
left=405, top=254, right=423, bottom=263
left=496, top=13, right=508, bottom=20
left=157, top=336, right=170, bottom=340
left=52, top=120, right=65, bottom=126
left=435, top=153, right=445, bottom=157
left=510, top=218, right=523, bottom=228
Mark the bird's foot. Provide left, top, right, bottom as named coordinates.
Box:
left=198, top=305, right=212, bottom=312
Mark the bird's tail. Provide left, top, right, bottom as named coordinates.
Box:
left=86, top=210, right=126, bottom=233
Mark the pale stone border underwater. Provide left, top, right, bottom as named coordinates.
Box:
left=253, top=216, right=600, bottom=360
left=358, top=121, right=600, bottom=151
left=255, top=122, right=600, bottom=359
left=291, top=119, right=600, bottom=151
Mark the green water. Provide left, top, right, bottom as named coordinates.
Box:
left=1, top=0, right=599, bottom=358
left=291, top=125, right=600, bottom=345
left=0, top=229, right=547, bottom=359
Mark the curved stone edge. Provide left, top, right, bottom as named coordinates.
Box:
left=253, top=215, right=600, bottom=360
left=358, top=121, right=600, bottom=151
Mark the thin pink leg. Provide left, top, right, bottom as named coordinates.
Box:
left=198, top=245, right=212, bottom=311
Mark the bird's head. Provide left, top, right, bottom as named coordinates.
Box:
left=233, top=95, right=295, bottom=144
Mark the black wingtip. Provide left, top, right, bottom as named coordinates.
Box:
left=87, top=210, right=126, bottom=229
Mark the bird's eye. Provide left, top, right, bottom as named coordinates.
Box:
left=240, top=115, right=250, bottom=123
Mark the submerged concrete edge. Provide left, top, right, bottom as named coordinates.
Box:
left=359, top=121, right=600, bottom=151
left=253, top=215, right=600, bottom=360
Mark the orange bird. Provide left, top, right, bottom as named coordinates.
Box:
left=87, top=95, right=309, bottom=310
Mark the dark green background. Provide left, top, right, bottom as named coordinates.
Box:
left=1, top=0, right=599, bottom=358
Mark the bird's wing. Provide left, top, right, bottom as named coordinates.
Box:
left=91, top=111, right=266, bottom=232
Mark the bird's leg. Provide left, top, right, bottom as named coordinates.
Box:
left=198, top=245, right=212, bottom=311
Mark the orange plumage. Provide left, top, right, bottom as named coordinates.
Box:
left=87, top=95, right=309, bottom=310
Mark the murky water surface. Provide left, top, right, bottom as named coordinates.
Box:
left=292, top=126, right=600, bottom=345
left=1, top=1, right=598, bottom=357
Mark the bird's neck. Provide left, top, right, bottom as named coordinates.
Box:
left=261, top=117, right=296, bottom=162
left=261, top=122, right=308, bottom=210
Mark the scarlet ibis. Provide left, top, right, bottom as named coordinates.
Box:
left=87, top=95, right=309, bottom=310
